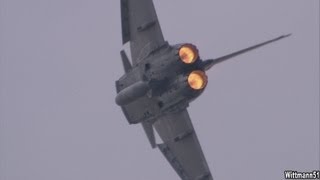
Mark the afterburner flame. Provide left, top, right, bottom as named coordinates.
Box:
left=179, top=44, right=198, bottom=64
left=187, top=70, right=207, bottom=90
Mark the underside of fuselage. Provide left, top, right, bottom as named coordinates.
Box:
left=116, top=42, right=209, bottom=124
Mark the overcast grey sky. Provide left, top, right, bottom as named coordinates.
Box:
left=0, top=0, right=319, bottom=180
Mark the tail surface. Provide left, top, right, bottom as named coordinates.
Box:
left=202, top=34, right=291, bottom=71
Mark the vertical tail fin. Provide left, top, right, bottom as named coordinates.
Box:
left=202, top=34, right=291, bottom=71
left=120, top=50, right=132, bottom=73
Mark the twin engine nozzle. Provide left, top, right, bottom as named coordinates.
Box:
left=115, top=43, right=209, bottom=106
left=178, top=44, right=199, bottom=64
left=177, top=44, right=208, bottom=90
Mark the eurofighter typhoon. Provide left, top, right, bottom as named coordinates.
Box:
left=115, top=0, right=290, bottom=179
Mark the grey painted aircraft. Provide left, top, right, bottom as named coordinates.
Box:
left=115, top=0, right=290, bottom=179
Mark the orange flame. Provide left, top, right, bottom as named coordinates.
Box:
left=187, top=70, right=207, bottom=90
left=179, top=44, right=198, bottom=64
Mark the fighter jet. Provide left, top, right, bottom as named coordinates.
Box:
left=115, top=0, right=290, bottom=179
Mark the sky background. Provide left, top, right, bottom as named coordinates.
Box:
left=0, top=0, right=319, bottom=180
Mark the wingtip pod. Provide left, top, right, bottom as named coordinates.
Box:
left=120, top=50, right=132, bottom=73
left=142, top=121, right=157, bottom=148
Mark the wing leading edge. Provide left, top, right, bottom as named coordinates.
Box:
left=121, top=0, right=165, bottom=65
left=154, top=110, right=213, bottom=180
